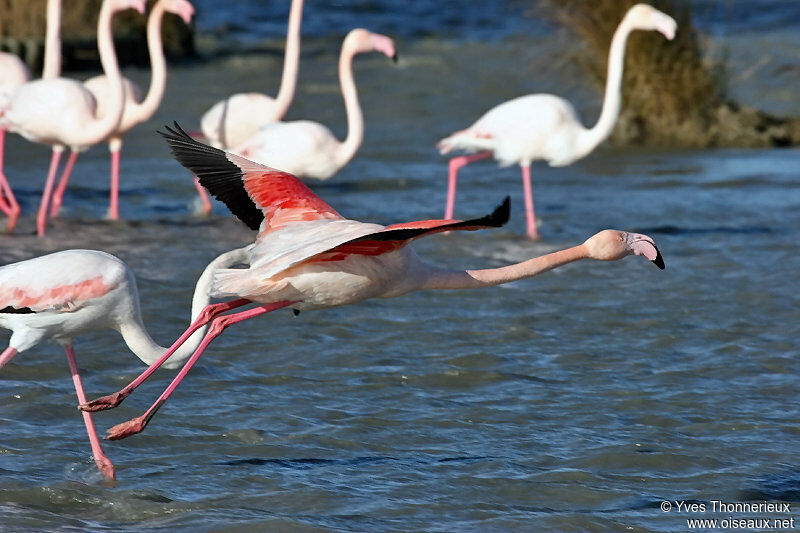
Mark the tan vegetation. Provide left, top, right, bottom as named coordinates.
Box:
left=539, top=0, right=800, bottom=148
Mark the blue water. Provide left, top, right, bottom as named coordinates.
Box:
left=1, top=1, right=799, bottom=531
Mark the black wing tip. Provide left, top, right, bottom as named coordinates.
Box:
left=489, top=196, right=511, bottom=227
left=652, top=246, right=665, bottom=270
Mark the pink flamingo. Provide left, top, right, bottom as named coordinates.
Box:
left=437, top=4, right=677, bottom=240
left=4, top=0, right=145, bottom=236
left=0, top=245, right=251, bottom=480
left=48, top=0, right=210, bottom=221
left=79, top=124, right=664, bottom=442
left=200, top=0, right=304, bottom=149
left=231, top=28, right=396, bottom=180
left=0, top=53, right=30, bottom=231
left=0, top=0, right=61, bottom=231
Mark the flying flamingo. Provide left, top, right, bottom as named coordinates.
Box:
left=199, top=0, right=304, bottom=150
left=78, top=124, right=664, bottom=442
left=47, top=0, right=211, bottom=221
left=0, top=54, right=30, bottom=231
left=231, top=28, right=396, bottom=180
left=0, top=245, right=251, bottom=480
left=437, top=3, right=677, bottom=240
left=4, top=0, right=145, bottom=236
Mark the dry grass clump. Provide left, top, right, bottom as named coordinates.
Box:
left=539, top=0, right=800, bottom=148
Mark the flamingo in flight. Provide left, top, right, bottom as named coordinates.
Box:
left=437, top=3, right=677, bottom=239
left=200, top=0, right=304, bottom=150
left=4, top=0, right=145, bottom=236
left=0, top=0, right=62, bottom=231
left=0, top=245, right=251, bottom=480
left=48, top=0, right=211, bottom=221
left=232, top=28, right=396, bottom=180
left=79, top=123, right=665, bottom=443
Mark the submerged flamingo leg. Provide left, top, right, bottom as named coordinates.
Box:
left=49, top=150, right=78, bottom=219
left=444, top=151, right=491, bottom=220
left=105, top=300, right=295, bottom=441
left=108, top=148, right=120, bottom=220
left=0, top=129, right=21, bottom=232
left=0, top=346, right=18, bottom=370
left=37, top=147, right=64, bottom=236
left=521, top=164, right=539, bottom=240
left=193, top=175, right=212, bottom=215
left=79, top=298, right=252, bottom=412
left=64, top=344, right=116, bottom=481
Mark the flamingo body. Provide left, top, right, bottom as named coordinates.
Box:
left=82, top=77, right=144, bottom=136
left=0, top=53, right=31, bottom=110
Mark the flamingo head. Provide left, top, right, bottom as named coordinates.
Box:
left=583, top=230, right=665, bottom=269
left=344, top=29, right=398, bottom=62
left=162, top=0, right=195, bottom=24
left=114, top=0, right=147, bottom=15
left=627, top=4, right=677, bottom=40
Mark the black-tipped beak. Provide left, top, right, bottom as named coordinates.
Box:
left=391, top=53, right=398, bottom=64
left=651, top=247, right=665, bottom=270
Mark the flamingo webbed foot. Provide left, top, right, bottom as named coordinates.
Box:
left=106, top=414, right=148, bottom=440
left=79, top=391, right=127, bottom=412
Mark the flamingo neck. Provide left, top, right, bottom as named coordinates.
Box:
left=131, top=1, right=170, bottom=123
left=78, top=0, right=127, bottom=147
left=42, top=0, right=62, bottom=79
left=118, top=246, right=251, bottom=367
left=420, top=244, right=589, bottom=291
left=272, top=0, right=303, bottom=121
left=334, top=42, right=363, bottom=168
left=577, top=17, right=635, bottom=157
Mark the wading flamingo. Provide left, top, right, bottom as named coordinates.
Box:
left=0, top=245, right=251, bottom=480
left=79, top=123, right=664, bottom=442
left=4, top=0, right=145, bottom=236
left=231, top=28, right=396, bottom=180
left=0, top=0, right=62, bottom=231
left=0, top=54, right=30, bottom=231
left=48, top=0, right=210, bottom=221
left=200, top=0, right=304, bottom=149
left=437, top=3, right=677, bottom=239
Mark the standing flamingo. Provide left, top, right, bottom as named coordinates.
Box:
left=437, top=4, right=677, bottom=239
left=0, top=245, right=251, bottom=480
left=0, top=54, right=30, bottom=231
left=47, top=0, right=208, bottom=221
left=0, top=0, right=61, bottom=231
left=4, top=0, right=145, bottom=236
left=231, top=28, right=396, bottom=180
left=200, top=0, right=304, bottom=150
left=79, top=124, right=664, bottom=442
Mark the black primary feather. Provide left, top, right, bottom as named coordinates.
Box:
left=0, top=306, right=34, bottom=314
left=158, top=122, right=264, bottom=230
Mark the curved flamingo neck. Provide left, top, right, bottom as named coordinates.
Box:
left=132, top=1, right=169, bottom=123
left=78, top=0, right=127, bottom=146
left=419, top=244, right=589, bottom=291
left=42, top=0, right=62, bottom=79
left=334, top=40, right=364, bottom=168
left=577, top=16, right=636, bottom=157
left=118, top=247, right=251, bottom=366
left=272, top=0, right=303, bottom=120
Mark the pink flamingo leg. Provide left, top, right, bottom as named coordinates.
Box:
left=0, top=129, right=21, bottom=232
left=64, top=344, right=116, bottom=481
left=105, top=300, right=295, bottom=441
left=108, top=148, right=120, bottom=220
left=0, top=346, right=18, bottom=370
left=79, top=298, right=252, bottom=412
left=193, top=175, right=212, bottom=215
left=49, top=150, right=78, bottom=219
left=444, top=152, right=491, bottom=220
left=37, top=148, right=64, bottom=236
left=521, top=164, right=539, bottom=240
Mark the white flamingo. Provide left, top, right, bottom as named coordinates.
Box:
left=437, top=3, right=677, bottom=239
left=232, top=28, right=396, bottom=180
left=200, top=0, right=304, bottom=150
left=0, top=245, right=251, bottom=480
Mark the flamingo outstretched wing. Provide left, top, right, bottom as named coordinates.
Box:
left=159, top=122, right=342, bottom=231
